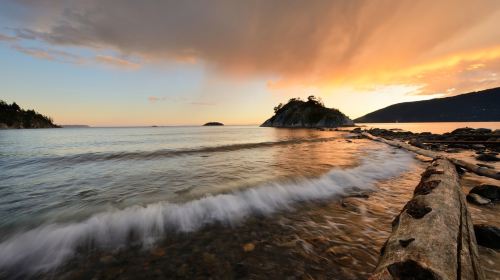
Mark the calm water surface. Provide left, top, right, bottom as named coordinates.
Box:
left=0, top=124, right=497, bottom=279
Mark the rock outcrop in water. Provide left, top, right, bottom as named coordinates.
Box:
left=0, top=100, right=59, bottom=128
left=261, top=96, right=353, bottom=128
left=203, top=122, right=224, bottom=126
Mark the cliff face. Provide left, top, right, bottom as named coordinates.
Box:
left=0, top=100, right=59, bottom=129
left=355, top=87, right=500, bottom=123
left=261, top=98, right=353, bottom=128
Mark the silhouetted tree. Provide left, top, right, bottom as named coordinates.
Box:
left=11, top=102, right=20, bottom=111
left=0, top=100, right=57, bottom=128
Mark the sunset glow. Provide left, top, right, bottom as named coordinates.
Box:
left=1, top=0, right=500, bottom=125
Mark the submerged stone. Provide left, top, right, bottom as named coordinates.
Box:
left=474, top=224, right=500, bottom=249
left=466, top=193, right=491, bottom=205
left=469, top=184, right=500, bottom=201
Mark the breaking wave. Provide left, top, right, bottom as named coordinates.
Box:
left=0, top=146, right=415, bottom=275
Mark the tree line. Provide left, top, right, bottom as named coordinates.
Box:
left=0, top=100, right=58, bottom=128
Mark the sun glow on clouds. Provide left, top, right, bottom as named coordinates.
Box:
left=1, top=0, right=500, bottom=125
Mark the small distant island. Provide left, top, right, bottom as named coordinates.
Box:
left=261, top=95, right=353, bottom=128
left=62, top=125, right=90, bottom=128
left=203, top=122, right=224, bottom=126
left=0, top=100, right=59, bottom=129
left=355, top=87, right=500, bottom=123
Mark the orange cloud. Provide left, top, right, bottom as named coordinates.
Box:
left=7, top=0, right=500, bottom=96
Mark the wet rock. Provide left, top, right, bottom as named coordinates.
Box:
left=469, top=184, right=500, bottom=201
left=99, top=255, right=117, bottom=265
left=352, top=127, right=362, bottom=133
left=474, top=224, right=500, bottom=249
left=466, top=193, right=491, bottom=205
left=203, top=252, right=216, bottom=262
left=176, top=263, right=189, bottom=277
left=476, top=153, right=500, bottom=162
left=409, top=139, right=425, bottom=149
left=242, top=243, right=255, bottom=252
left=233, top=263, right=248, bottom=278
left=415, top=154, right=433, bottom=163
left=477, top=163, right=494, bottom=169
left=472, top=144, right=486, bottom=150
left=340, top=198, right=360, bottom=212
left=475, top=128, right=492, bottom=134
left=151, top=247, right=166, bottom=257
left=450, top=127, right=475, bottom=134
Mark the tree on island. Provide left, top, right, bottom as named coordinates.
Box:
left=262, top=95, right=353, bottom=128
left=0, top=100, right=59, bottom=128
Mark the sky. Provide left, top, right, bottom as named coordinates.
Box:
left=1, top=0, right=500, bottom=126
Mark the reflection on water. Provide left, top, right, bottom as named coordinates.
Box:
left=0, top=125, right=498, bottom=279
left=53, top=159, right=424, bottom=280
left=359, top=122, right=500, bottom=134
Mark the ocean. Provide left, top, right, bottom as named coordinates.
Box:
left=0, top=123, right=499, bottom=279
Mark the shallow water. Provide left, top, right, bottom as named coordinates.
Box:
left=359, top=121, right=500, bottom=134
left=0, top=125, right=498, bottom=279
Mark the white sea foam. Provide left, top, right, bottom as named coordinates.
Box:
left=0, top=146, right=415, bottom=275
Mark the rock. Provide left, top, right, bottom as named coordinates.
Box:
left=451, top=127, right=475, bottom=134
left=415, top=154, right=433, bottom=163
left=477, top=163, right=494, bottom=169
left=469, top=184, right=500, bottom=201
left=151, top=247, right=166, bottom=257
left=476, top=153, right=500, bottom=162
left=466, top=193, right=491, bottom=205
left=474, top=224, right=500, bottom=249
left=203, top=122, right=224, bottom=126
left=202, top=252, right=217, bottom=265
left=99, top=255, right=117, bottom=265
left=352, top=127, right=362, bottom=133
left=176, top=264, right=189, bottom=277
left=475, top=128, right=492, bottom=134
left=242, top=243, right=255, bottom=252
left=261, top=97, right=353, bottom=128
left=409, top=139, right=425, bottom=149
left=233, top=263, right=248, bottom=278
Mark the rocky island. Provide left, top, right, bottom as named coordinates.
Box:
left=0, top=100, right=59, bottom=129
left=261, top=96, right=353, bottom=128
left=203, top=122, right=224, bottom=126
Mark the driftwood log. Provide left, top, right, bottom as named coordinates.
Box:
left=362, top=132, right=500, bottom=180
left=370, top=159, right=484, bottom=280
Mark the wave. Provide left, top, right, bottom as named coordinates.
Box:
left=0, top=145, right=415, bottom=275
left=11, top=137, right=342, bottom=167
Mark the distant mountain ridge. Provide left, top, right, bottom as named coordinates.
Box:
left=0, top=100, right=59, bottom=128
left=355, top=87, right=500, bottom=123
left=261, top=96, right=353, bottom=128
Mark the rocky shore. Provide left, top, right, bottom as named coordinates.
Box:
left=353, top=126, right=500, bottom=278
left=359, top=127, right=500, bottom=160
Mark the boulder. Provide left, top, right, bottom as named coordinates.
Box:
left=469, top=184, right=500, bottom=201
left=466, top=193, right=491, bottom=205
left=474, top=224, right=500, bottom=249
left=476, top=153, right=500, bottom=162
